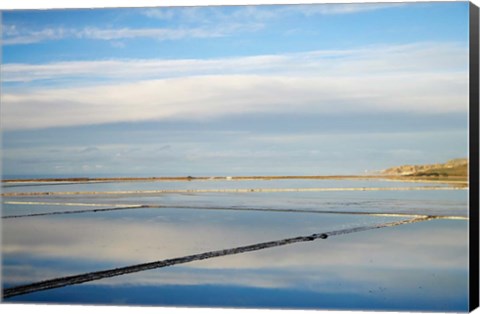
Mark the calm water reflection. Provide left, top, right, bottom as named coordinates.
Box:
left=1, top=179, right=469, bottom=311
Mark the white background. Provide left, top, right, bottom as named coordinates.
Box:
left=1, top=1, right=479, bottom=314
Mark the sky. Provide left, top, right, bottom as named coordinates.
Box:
left=1, top=1, right=471, bottom=177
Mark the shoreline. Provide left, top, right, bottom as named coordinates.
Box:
left=1, top=185, right=468, bottom=198
left=1, top=174, right=468, bottom=185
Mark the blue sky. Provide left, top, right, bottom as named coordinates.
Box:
left=1, top=2, right=470, bottom=177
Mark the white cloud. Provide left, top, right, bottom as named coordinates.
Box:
left=141, top=3, right=403, bottom=23
left=2, top=27, right=72, bottom=45
left=2, top=43, right=468, bottom=130
left=142, top=8, right=176, bottom=20
left=3, top=42, right=466, bottom=83
left=2, top=73, right=467, bottom=130
left=2, top=23, right=261, bottom=46
left=77, top=26, right=224, bottom=41
left=142, top=5, right=279, bottom=25
left=2, top=2, right=402, bottom=46
left=288, top=3, right=404, bottom=15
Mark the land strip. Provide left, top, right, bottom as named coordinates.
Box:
left=1, top=205, right=145, bottom=219
left=0, top=186, right=468, bottom=198
left=1, top=175, right=468, bottom=185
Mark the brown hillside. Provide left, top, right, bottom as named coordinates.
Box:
left=382, top=158, right=468, bottom=177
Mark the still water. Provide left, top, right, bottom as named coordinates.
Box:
left=1, top=179, right=469, bottom=311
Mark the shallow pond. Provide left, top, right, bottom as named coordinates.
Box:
left=1, top=179, right=469, bottom=311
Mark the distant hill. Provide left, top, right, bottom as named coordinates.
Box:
left=382, top=158, right=468, bottom=177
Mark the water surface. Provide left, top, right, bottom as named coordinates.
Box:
left=1, top=179, right=469, bottom=311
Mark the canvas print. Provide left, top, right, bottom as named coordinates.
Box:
left=1, top=1, right=478, bottom=312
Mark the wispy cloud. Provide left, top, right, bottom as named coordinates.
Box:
left=2, top=42, right=468, bottom=130
left=2, top=75, right=467, bottom=130
left=142, top=5, right=277, bottom=24
left=79, top=26, right=215, bottom=41
left=288, top=3, right=404, bottom=15
left=2, top=8, right=263, bottom=46
left=142, top=3, right=403, bottom=23
left=2, top=24, right=259, bottom=45
left=3, top=42, right=467, bottom=83
left=2, top=3, right=401, bottom=46
left=2, top=26, right=72, bottom=45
